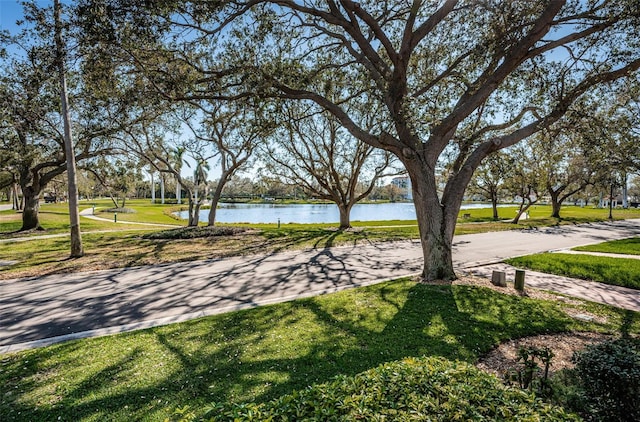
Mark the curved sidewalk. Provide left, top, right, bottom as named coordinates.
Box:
left=2, top=219, right=640, bottom=353
left=0, top=207, right=179, bottom=245
left=466, top=264, right=640, bottom=312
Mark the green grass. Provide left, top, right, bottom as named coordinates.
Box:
left=3, top=202, right=640, bottom=280
left=506, top=253, right=640, bottom=290
left=574, top=237, right=640, bottom=255
left=93, top=200, right=184, bottom=225
left=1, top=279, right=637, bottom=421
left=0, top=200, right=177, bottom=236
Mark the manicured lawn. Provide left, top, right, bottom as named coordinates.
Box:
left=1, top=280, right=636, bottom=421
left=3, top=203, right=640, bottom=280
left=574, top=236, right=640, bottom=255
left=93, top=200, right=184, bottom=225
left=0, top=200, right=174, bottom=236
left=506, top=253, right=640, bottom=290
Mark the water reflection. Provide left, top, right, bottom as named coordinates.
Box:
left=177, top=202, right=508, bottom=224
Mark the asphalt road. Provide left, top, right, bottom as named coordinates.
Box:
left=2, top=219, right=640, bottom=352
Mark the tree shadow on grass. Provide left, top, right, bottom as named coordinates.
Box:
left=621, top=309, right=639, bottom=338
left=262, top=227, right=343, bottom=252
left=1, top=282, right=581, bottom=421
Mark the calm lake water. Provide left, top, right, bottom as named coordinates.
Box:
left=178, top=202, right=509, bottom=224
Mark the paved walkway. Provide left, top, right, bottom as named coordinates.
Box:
left=467, top=264, right=640, bottom=312
left=0, top=207, right=179, bottom=245
left=78, top=206, right=181, bottom=227
left=2, top=219, right=640, bottom=353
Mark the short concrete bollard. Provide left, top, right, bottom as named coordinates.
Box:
left=515, top=269, right=526, bottom=291
left=491, top=270, right=507, bottom=287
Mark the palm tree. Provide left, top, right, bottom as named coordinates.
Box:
left=171, top=146, right=186, bottom=204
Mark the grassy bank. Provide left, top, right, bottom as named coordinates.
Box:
left=0, top=200, right=178, bottom=236
left=2, top=279, right=637, bottom=421
left=574, top=237, right=640, bottom=255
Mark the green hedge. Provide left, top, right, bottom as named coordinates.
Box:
left=573, top=338, right=640, bottom=421
left=194, top=356, right=578, bottom=421
left=142, top=226, right=248, bottom=239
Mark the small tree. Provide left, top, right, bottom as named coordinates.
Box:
left=504, top=146, right=540, bottom=224
left=89, top=157, right=141, bottom=208
left=263, top=103, right=396, bottom=229
left=183, top=100, right=273, bottom=226
left=468, top=152, right=513, bottom=220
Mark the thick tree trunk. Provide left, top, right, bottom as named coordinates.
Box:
left=176, top=179, right=181, bottom=204
left=188, top=201, right=194, bottom=225
left=551, top=196, right=562, bottom=219
left=409, top=169, right=457, bottom=281
left=491, top=191, right=499, bottom=220
left=548, top=187, right=562, bottom=218
left=207, top=200, right=219, bottom=227
left=337, top=202, right=353, bottom=230
left=207, top=188, right=224, bottom=226
left=20, top=187, right=42, bottom=231
left=208, top=175, right=227, bottom=227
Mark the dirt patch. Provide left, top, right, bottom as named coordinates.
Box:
left=452, top=272, right=579, bottom=302
left=476, top=331, right=613, bottom=378
left=438, top=274, right=615, bottom=378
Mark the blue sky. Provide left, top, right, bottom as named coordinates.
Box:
left=0, top=0, right=26, bottom=33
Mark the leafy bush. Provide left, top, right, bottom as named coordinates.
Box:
left=572, top=337, right=640, bottom=421
left=103, top=207, right=135, bottom=214
left=505, top=346, right=554, bottom=395
left=152, top=199, right=180, bottom=204
left=191, top=356, right=578, bottom=421
left=143, top=226, right=248, bottom=239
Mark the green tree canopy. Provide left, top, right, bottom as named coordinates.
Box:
left=79, top=0, right=640, bottom=279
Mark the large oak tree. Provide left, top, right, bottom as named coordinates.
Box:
left=82, top=0, right=640, bottom=280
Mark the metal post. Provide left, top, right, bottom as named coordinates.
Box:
left=278, top=218, right=280, bottom=229
left=114, top=212, right=117, bottom=223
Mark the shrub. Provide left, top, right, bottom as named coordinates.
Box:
left=190, top=356, right=578, bottom=421
left=572, top=337, right=640, bottom=421
left=103, top=207, right=135, bottom=214
left=143, top=226, right=248, bottom=240
left=505, top=345, right=554, bottom=395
